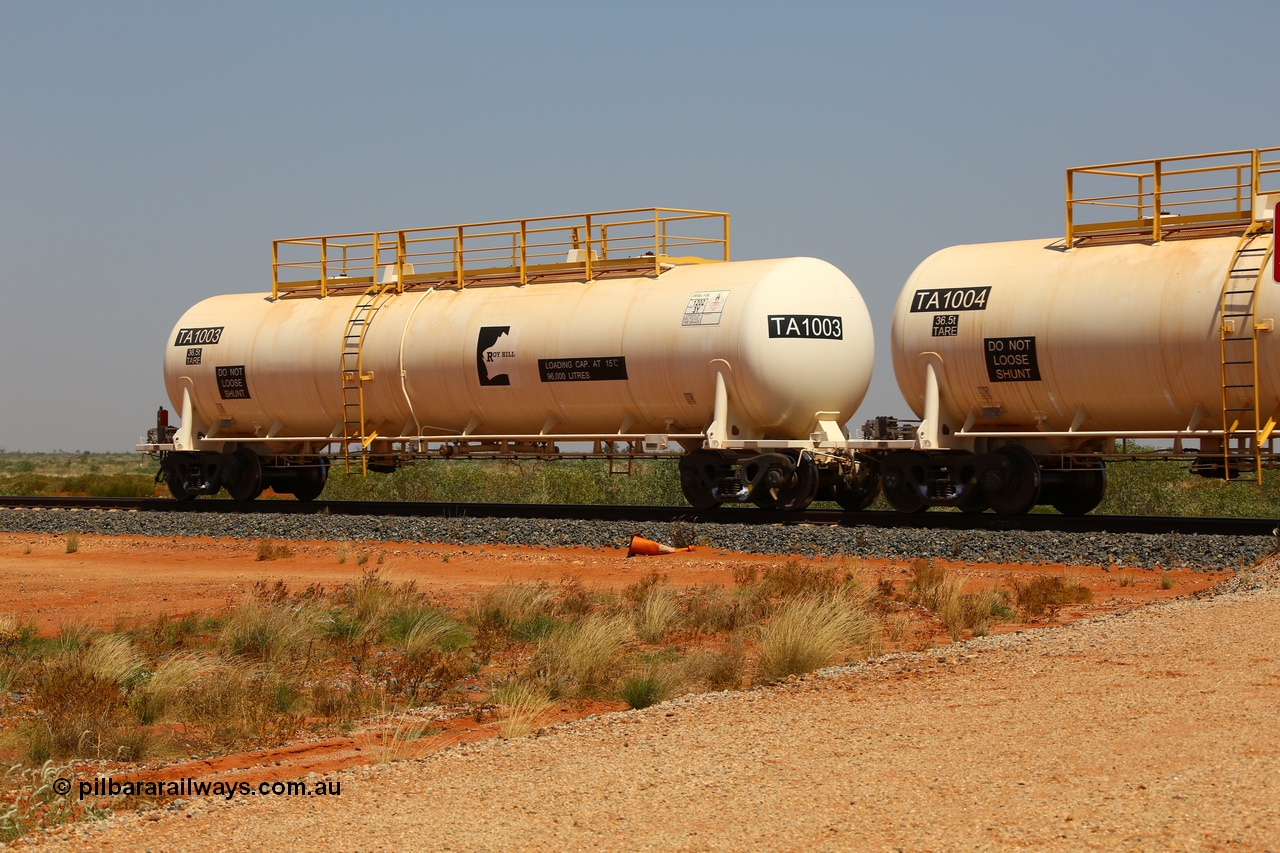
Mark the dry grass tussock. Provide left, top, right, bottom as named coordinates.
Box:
left=757, top=595, right=875, bottom=683
left=680, top=640, right=746, bottom=691
left=754, top=559, right=863, bottom=604
left=255, top=539, right=294, bottom=561
left=130, top=653, right=214, bottom=725
left=635, top=588, right=679, bottom=643
left=397, top=611, right=469, bottom=658
left=492, top=681, right=554, bottom=739
left=1011, top=574, right=1093, bottom=621
left=529, top=614, right=632, bottom=698
left=370, top=716, right=445, bottom=763
left=470, top=581, right=556, bottom=630
left=907, top=559, right=1012, bottom=639
left=220, top=601, right=318, bottom=664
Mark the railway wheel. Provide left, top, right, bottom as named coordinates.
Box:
left=957, top=490, right=989, bottom=514
left=162, top=456, right=197, bottom=501
left=981, top=446, right=1041, bottom=516
left=830, top=466, right=880, bottom=511
left=167, top=476, right=196, bottom=501
left=1045, top=458, right=1107, bottom=516
left=226, top=449, right=264, bottom=502
left=881, top=451, right=927, bottom=513
left=752, top=453, right=819, bottom=511
left=678, top=451, right=724, bottom=509
left=291, top=458, right=329, bottom=502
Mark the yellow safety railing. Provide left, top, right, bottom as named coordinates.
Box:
left=272, top=207, right=730, bottom=298
left=1066, top=148, right=1280, bottom=246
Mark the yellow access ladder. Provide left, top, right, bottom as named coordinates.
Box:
left=340, top=283, right=398, bottom=474
left=1218, top=228, right=1276, bottom=483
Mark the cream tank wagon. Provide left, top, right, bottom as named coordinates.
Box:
left=885, top=148, right=1280, bottom=514
left=139, top=208, right=880, bottom=511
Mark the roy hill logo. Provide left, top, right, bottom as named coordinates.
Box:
left=476, top=326, right=518, bottom=386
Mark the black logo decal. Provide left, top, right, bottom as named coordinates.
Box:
left=476, top=326, right=515, bottom=386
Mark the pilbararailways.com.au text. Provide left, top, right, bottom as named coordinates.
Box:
left=77, top=776, right=341, bottom=801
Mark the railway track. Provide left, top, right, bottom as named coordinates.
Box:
left=0, top=495, right=1272, bottom=537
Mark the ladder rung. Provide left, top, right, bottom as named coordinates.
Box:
left=1223, top=360, right=1254, bottom=365
left=1224, top=383, right=1255, bottom=389
left=1225, top=407, right=1257, bottom=412
left=1223, top=312, right=1254, bottom=318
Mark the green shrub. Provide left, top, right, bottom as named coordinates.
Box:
left=318, top=457, right=684, bottom=505
left=618, top=669, right=671, bottom=709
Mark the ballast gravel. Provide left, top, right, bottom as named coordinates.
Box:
left=0, top=507, right=1268, bottom=569
left=21, top=563, right=1280, bottom=851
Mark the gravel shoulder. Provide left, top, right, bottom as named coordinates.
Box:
left=26, top=565, right=1280, bottom=851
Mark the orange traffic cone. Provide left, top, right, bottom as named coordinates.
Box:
left=627, top=535, right=696, bottom=557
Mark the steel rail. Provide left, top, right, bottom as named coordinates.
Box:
left=0, top=496, right=1273, bottom=537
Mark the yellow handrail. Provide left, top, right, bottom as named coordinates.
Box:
left=1066, top=148, right=1280, bottom=246
left=272, top=207, right=731, bottom=298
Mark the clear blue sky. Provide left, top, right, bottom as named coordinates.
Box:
left=2, top=1, right=1276, bottom=451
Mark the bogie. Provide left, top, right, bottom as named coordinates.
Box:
left=157, top=450, right=329, bottom=502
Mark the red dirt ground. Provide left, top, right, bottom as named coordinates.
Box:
left=0, top=532, right=1221, bottom=789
